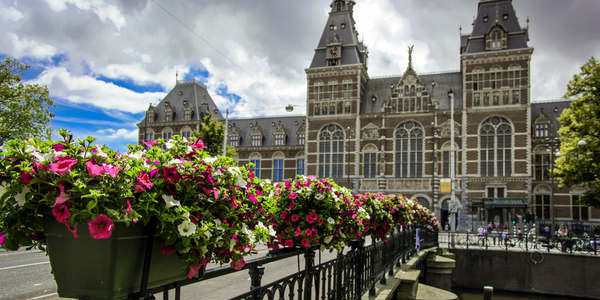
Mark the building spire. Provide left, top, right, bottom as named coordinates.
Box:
left=408, top=45, right=414, bottom=69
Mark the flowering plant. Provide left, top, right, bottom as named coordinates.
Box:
left=0, top=130, right=273, bottom=278
left=356, top=192, right=395, bottom=240
left=263, top=175, right=368, bottom=251
left=388, top=194, right=412, bottom=226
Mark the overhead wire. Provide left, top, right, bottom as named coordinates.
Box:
left=150, top=0, right=304, bottom=110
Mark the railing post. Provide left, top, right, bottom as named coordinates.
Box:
left=334, top=253, right=343, bottom=300
left=248, top=263, right=265, bottom=300
left=595, top=236, right=597, bottom=256
left=303, top=248, right=316, bottom=300
left=369, top=246, right=376, bottom=296
left=355, top=242, right=364, bottom=298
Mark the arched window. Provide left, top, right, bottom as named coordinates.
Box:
left=416, top=197, right=430, bottom=210
left=249, top=153, right=261, bottom=179
left=180, top=126, right=192, bottom=138
left=395, top=121, right=423, bottom=178
left=272, top=152, right=285, bottom=181
left=480, top=117, right=512, bottom=177
left=362, top=144, right=378, bottom=178
left=318, top=124, right=345, bottom=178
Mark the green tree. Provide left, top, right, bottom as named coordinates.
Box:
left=196, top=113, right=237, bottom=158
left=554, top=57, right=600, bottom=208
left=0, top=57, right=56, bottom=146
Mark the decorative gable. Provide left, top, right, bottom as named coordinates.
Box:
left=272, top=121, right=287, bottom=146
left=361, top=123, right=379, bottom=140
left=250, top=122, right=263, bottom=147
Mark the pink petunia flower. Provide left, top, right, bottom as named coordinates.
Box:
left=294, top=226, right=301, bottom=237
left=230, top=259, right=245, bottom=271
left=104, top=165, right=122, bottom=178
left=284, top=239, right=294, bottom=247
left=190, top=139, right=206, bottom=150
left=281, top=211, right=288, bottom=220
left=161, top=243, right=177, bottom=255
left=163, top=166, right=181, bottom=183
left=289, top=193, right=298, bottom=200
left=137, top=171, right=153, bottom=189
left=142, top=140, right=159, bottom=148
left=318, top=218, right=323, bottom=225
left=52, top=203, right=70, bottom=222
left=52, top=144, right=66, bottom=152
left=86, top=161, right=105, bottom=177
left=20, top=171, right=34, bottom=184
left=55, top=181, right=71, bottom=204
left=306, top=212, right=318, bottom=224
left=249, top=193, right=258, bottom=204
left=133, top=185, right=146, bottom=193
left=291, top=215, right=299, bottom=222
left=301, top=239, right=310, bottom=247
left=289, top=201, right=295, bottom=209
left=88, top=214, right=114, bottom=239
left=187, top=258, right=211, bottom=279
left=305, top=228, right=313, bottom=237
left=49, top=159, right=77, bottom=176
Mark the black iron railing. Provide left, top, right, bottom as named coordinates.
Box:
left=128, top=225, right=438, bottom=300
left=438, top=231, right=599, bottom=255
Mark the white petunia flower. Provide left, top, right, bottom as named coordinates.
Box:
left=327, top=217, right=335, bottom=224
left=315, top=193, right=325, bottom=200
left=96, top=147, right=108, bottom=158
left=212, top=169, right=223, bottom=178
left=229, top=238, right=237, bottom=251
left=214, top=219, right=224, bottom=230
left=178, top=221, right=197, bottom=237
left=235, top=175, right=247, bottom=187
left=15, top=186, right=30, bottom=206
left=241, top=223, right=250, bottom=235
left=129, top=151, right=144, bottom=160
left=166, top=140, right=177, bottom=149
left=25, top=145, right=40, bottom=153
left=203, top=157, right=218, bottom=164
left=168, top=158, right=183, bottom=166
left=31, top=151, right=53, bottom=163
left=228, top=167, right=241, bottom=175
left=324, top=235, right=333, bottom=244
left=268, top=225, right=276, bottom=237
left=163, top=195, right=181, bottom=208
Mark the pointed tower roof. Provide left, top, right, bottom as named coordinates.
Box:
left=461, top=0, right=530, bottom=54
left=309, top=0, right=368, bottom=68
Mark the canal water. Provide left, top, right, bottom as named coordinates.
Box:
left=453, top=288, right=584, bottom=300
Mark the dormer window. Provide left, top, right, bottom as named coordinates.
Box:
left=250, top=123, right=262, bottom=147
left=146, top=110, right=155, bottom=123
left=273, top=123, right=287, bottom=146
left=483, top=16, right=488, bottom=23
left=182, top=101, right=192, bottom=121
left=341, top=23, right=346, bottom=29
left=164, top=102, right=173, bottom=122
left=533, top=109, right=552, bottom=138
left=503, top=14, right=508, bottom=20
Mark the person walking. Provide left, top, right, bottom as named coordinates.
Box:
left=558, top=224, right=570, bottom=252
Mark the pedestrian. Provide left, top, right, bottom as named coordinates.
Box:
left=517, top=227, right=523, bottom=241
left=487, top=222, right=493, bottom=235
left=502, top=229, right=509, bottom=246
left=478, top=225, right=485, bottom=236
left=497, top=226, right=503, bottom=245
left=558, top=224, right=570, bottom=252
left=444, top=222, right=449, bottom=231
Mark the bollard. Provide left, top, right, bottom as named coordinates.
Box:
left=483, top=286, right=493, bottom=300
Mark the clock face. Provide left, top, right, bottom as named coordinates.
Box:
left=328, top=47, right=340, bottom=58
left=406, top=75, right=415, bottom=84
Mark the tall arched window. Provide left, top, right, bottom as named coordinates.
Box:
left=395, top=121, right=423, bottom=178
left=480, top=117, right=512, bottom=177
left=318, top=124, right=344, bottom=178
left=416, top=197, right=430, bottom=210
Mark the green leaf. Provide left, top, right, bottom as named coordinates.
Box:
left=86, top=200, right=98, bottom=211
left=14, top=231, right=33, bottom=247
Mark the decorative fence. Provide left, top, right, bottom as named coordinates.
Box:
left=128, top=225, right=438, bottom=300
left=438, top=231, right=598, bottom=255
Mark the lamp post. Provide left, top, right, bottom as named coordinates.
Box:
left=448, top=89, right=457, bottom=246
left=546, top=137, right=561, bottom=237
left=346, top=127, right=354, bottom=192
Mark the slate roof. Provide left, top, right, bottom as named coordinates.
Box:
left=531, top=100, right=573, bottom=137
left=462, top=0, right=530, bottom=54
left=309, top=0, right=367, bottom=68
left=138, top=80, right=223, bottom=125
left=228, top=115, right=306, bottom=148
left=361, top=70, right=463, bottom=114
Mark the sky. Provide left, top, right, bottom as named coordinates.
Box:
left=1, top=0, right=598, bottom=152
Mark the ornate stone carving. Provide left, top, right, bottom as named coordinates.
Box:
left=389, top=179, right=431, bottom=191
left=361, top=180, right=378, bottom=190
left=440, top=119, right=461, bottom=137
left=533, top=185, right=551, bottom=194
left=361, top=123, right=380, bottom=139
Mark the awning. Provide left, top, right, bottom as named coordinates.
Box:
left=471, top=198, right=527, bottom=209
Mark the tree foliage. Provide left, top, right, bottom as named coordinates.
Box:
left=196, top=113, right=237, bottom=158
left=554, top=57, right=600, bottom=208
left=0, top=57, right=56, bottom=146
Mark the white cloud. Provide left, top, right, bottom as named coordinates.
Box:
left=8, top=33, right=57, bottom=60
left=31, top=67, right=166, bottom=113
left=106, top=128, right=137, bottom=140
left=97, top=128, right=116, bottom=134
left=95, top=63, right=188, bottom=91
left=43, top=0, right=126, bottom=29
left=0, top=6, right=24, bottom=22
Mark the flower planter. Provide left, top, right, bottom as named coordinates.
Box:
left=43, top=215, right=196, bottom=300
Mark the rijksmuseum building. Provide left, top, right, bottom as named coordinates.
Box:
left=138, top=0, right=598, bottom=231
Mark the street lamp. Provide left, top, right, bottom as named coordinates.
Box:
left=546, top=137, right=561, bottom=236
left=448, top=89, right=457, bottom=246
left=346, top=127, right=354, bottom=192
